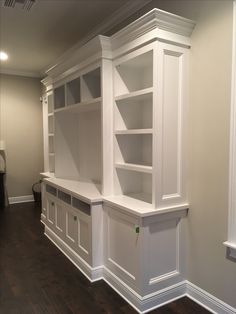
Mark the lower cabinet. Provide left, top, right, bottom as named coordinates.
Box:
left=103, top=203, right=187, bottom=297
left=41, top=182, right=187, bottom=312
left=41, top=182, right=103, bottom=272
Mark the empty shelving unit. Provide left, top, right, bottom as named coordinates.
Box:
left=41, top=9, right=195, bottom=313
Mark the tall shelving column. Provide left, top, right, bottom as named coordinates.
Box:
left=113, top=44, right=154, bottom=206
left=47, top=92, right=55, bottom=173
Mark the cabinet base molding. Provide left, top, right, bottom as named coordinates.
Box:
left=44, top=226, right=103, bottom=282
left=42, top=224, right=236, bottom=314
left=103, top=267, right=186, bottom=314
left=9, top=195, right=34, bottom=204
left=186, top=282, right=236, bottom=314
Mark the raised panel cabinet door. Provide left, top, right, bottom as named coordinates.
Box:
left=46, top=196, right=56, bottom=228
left=65, top=206, right=78, bottom=249
left=75, top=212, right=91, bottom=264
left=55, top=201, right=66, bottom=239
left=104, top=206, right=140, bottom=290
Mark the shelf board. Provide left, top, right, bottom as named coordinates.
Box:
left=44, top=177, right=102, bottom=204
left=115, top=162, right=152, bottom=173
left=115, top=129, right=152, bottom=135
left=104, top=195, right=153, bottom=214
left=54, top=97, right=101, bottom=114
left=49, top=153, right=55, bottom=156
left=48, top=133, right=54, bottom=137
left=115, top=87, right=153, bottom=102
left=48, top=113, right=54, bottom=117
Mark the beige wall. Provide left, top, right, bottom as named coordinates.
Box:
left=0, top=74, right=43, bottom=198
left=139, top=0, right=236, bottom=308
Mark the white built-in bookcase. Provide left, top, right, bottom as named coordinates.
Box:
left=41, top=9, right=196, bottom=313
left=113, top=46, right=153, bottom=205
left=42, top=10, right=194, bottom=212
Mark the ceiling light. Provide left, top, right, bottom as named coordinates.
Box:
left=0, top=51, right=8, bottom=61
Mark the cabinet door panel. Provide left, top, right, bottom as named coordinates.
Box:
left=65, top=207, right=78, bottom=246
left=55, top=203, right=66, bottom=237
left=47, top=198, right=56, bottom=226
left=78, top=219, right=90, bottom=254
left=104, top=206, right=139, bottom=288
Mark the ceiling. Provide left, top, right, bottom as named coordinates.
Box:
left=0, top=0, right=151, bottom=77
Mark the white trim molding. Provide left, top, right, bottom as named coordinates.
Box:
left=187, top=282, right=236, bottom=314
left=9, top=195, right=34, bottom=204
left=224, top=0, right=236, bottom=259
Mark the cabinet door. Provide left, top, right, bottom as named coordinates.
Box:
left=103, top=205, right=140, bottom=290
left=54, top=200, right=66, bottom=239
left=76, top=210, right=91, bottom=264
left=64, top=204, right=92, bottom=265
left=65, top=205, right=78, bottom=250
left=46, top=195, right=56, bottom=228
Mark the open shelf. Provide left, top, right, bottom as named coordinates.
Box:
left=114, top=168, right=152, bottom=204
left=66, top=77, right=81, bottom=106
left=81, top=67, right=101, bottom=101
left=54, top=85, right=65, bottom=109
left=115, top=133, right=152, bottom=167
left=114, top=50, right=153, bottom=97
left=54, top=97, right=101, bottom=114
left=115, top=89, right=152, bottom=130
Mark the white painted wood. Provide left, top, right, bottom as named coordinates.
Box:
left=155, top=42, right=188, bottom=209
left=111, top=8, right=195, bottom=57
left=44, top=177, right=102, bottom=204
left=8, top=195, right=34, bottom=204
left=187, top=281, right=236, bottom=314
left=115, top=129, right=153, bottom=135
left=224, top=0, right=236, bottom=258
left=45, top=226, right=103, bottom=282
left=115, top=162, right=152, bottom=174
left=101, top=58, right=113, bottom=196
left=41, top=8, right=196, bottom=314
left=42, top=95, right=49, bottom=172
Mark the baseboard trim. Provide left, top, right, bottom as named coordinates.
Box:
left=42, top=225, right=236, bottom=314
left=44, top=226, right=103, bottom=282
left=103, top=266, right=187, bottom=313
left=9, top=195, right=34, bottom=204
left=186, top=282, right=236, bottom=314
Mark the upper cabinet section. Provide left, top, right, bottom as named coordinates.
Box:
left=41, top=8, right=195, bottom=209
left=52, top=67, right=101, bottom=113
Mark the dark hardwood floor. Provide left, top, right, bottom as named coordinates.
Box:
left=0, top=202, right=210, bottom=314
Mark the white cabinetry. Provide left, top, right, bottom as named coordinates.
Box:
left=42, top=181, right=103, bottom=280
left=41, top=8, right=195, bottom=313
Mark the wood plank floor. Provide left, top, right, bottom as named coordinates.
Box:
left=0, top=202, right=211, bottom=314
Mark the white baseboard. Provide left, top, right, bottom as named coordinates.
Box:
left=9, top=195, right=34, bottom=204
left=103, top=266, right=186, bottom=313
left=186, top=282, right=236, bottom=314
left=42, top=225, right=236, bottom=314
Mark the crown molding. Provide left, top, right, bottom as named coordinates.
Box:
left=0, top=67, right=42, bottom=78
left=111, top=8, right=196, bottom=52
left=42, top=0, right=153, bottom=77
left=45, top=35, right=111, bottom=80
